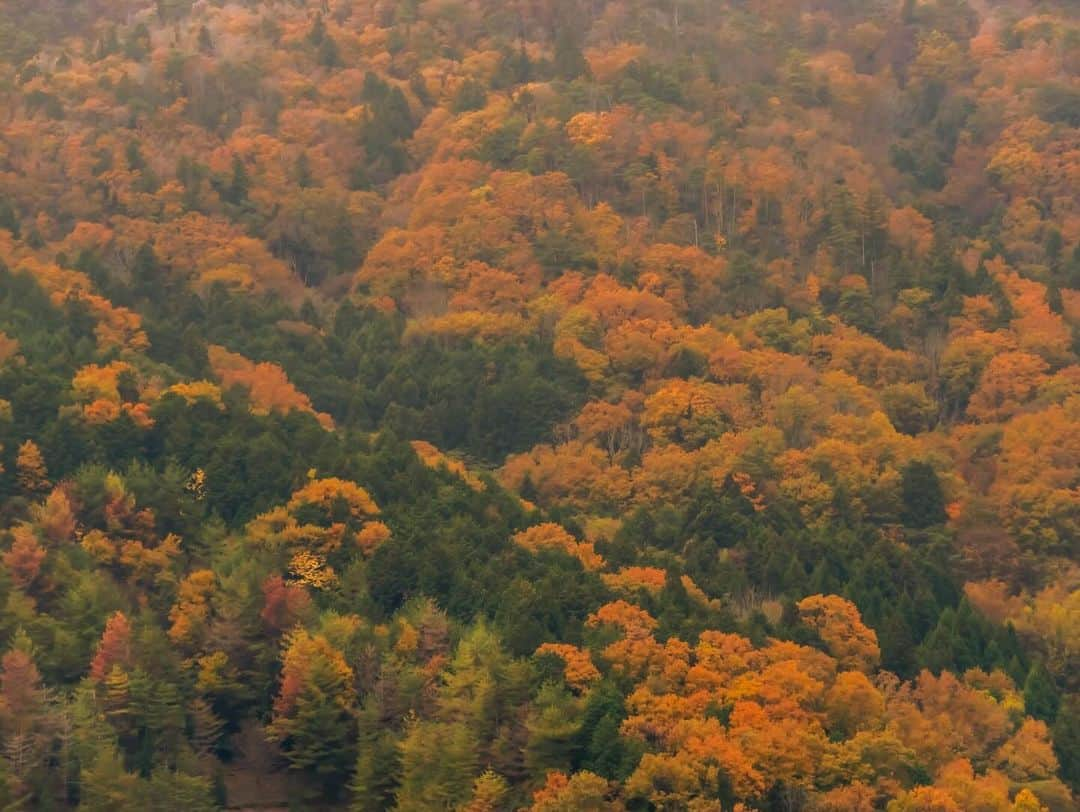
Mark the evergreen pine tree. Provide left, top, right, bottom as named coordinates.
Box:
left=103, top=665, right=134, bottom=737
left=525, top=683, right=583, bottom=776
left=197, top=25, right=213, bottom=54
left=189, top=698, right=225, bottom=757
left=900, top=461, right=947, bottom=529
left=0, top=199, right=19, bottom=237
left=350, top=708, right=401, bottom=812
left=131, top=242, right=160, bottom=299
left=1054, top=696, right=1080, bottom=790
left=318, top=36, right=341, bottom=68
left=78, top=746, right=141, bottom=812
left=282, top=659, right=357, bottom=797
left=307, top=13, right=326, bottom=46
left=827, top=183, right=860, bottom=275
left=226, top=156, right=249, bottom=205
left=1023, top=663, right=1060, bottom=722
left=395, top=718, right=478, bottom=810
left=879, top=611, right=917, bottom=677
left=553, top=25, right=588, bottom=80
left=578, top=682, right=637, bottom=780
left=145, top=767, right=216, bottom=811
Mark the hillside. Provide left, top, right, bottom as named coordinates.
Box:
left=0, top=0, right=1077, bottom=809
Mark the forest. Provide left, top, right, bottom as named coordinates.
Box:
left=0, top=0, right=1077, bottom=809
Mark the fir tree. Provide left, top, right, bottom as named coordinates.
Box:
left=1054, top=696, right=1080, bottom=790
left=900, top=461, right=947, bottom=529
left=225, top=155, right=249, bottom=205
left=350, top=708, right=401, bottom=812
left=1024, top=663, right=1060, bottom=722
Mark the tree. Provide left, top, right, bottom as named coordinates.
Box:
left=994, top=719, right=1059, bottom=781
left=197, top=25, right=213, bottom=54
left=225, top=155, right=249, bottom=206
left=90, top=612, right=132, bottom=683
left=1023, top=663, right=1059, bottom=723
left=554, top=25, right=588, bottom=81
left=317, top=36, right=341, bottom=68
left=967, top=352, right=1049, bottom=422
left=395, top=719, right=478, bottom=811
left=530, top=770, right=613, bottom=810
left=269, top=629, right=356, bottom=796
left=0, top=633, right=45, bottom=728
left=797, top=594, right=881, bottom=671
left=16, top=441, right=48, bottom=494
left=168, top=570, right=215, bottom=646
left=284, top=661, right=357, bottom=792
left=461, top=770, right=509, bottom=812
left=350, top=706, right=401, bottom=812
left=452, top=80, right=488, bottom=114
left=1011, top=788, right=1050, bottom=812
left=78, top=746, right=142, bottom=812
left=525, top=683, right=583, bottom=776
left=825, top=671, right=884, bottom=737
left=260, top=575, right=311, bottom=631
left=102, top=665, right=135, bottom=743
left=1053, top=696, right=1080, bottom=790
left=2, top=526, right=45, bottom=589
left=535, top=644, right=600, bottom=692
left=0, top=632, right=51, bottom=797
left=513, top=524, right=604, bottom=571
left=144, top=768, right=217, bottom=811
left=208, top=345, right=334, bottom=429
left=30, top=488, right=76, bottom=544
left=189, top=697, right=224, bottom=757
left=882, top=383, right=937, bottom=435
left=900, top=461, right=947, bottom=529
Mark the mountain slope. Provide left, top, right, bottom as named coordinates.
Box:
left=0, top=0, right=1076, bottom=809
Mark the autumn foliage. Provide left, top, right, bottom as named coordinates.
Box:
left=0, top=0, right=1075, bottom=808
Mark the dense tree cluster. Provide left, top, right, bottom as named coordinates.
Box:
left=0, top=0, right=1076, bottom=808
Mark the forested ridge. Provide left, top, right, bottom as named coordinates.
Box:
left=0, top=0, right=1077, bottom=809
